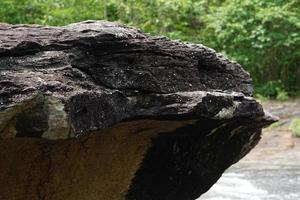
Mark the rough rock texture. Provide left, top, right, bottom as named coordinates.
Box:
left=0, top=21, right=276, bottom=200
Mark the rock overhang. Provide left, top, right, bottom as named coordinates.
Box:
left=0, top=20, right=277, bottom=200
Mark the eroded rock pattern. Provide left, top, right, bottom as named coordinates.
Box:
left=0, top=21, right=276, bottom=200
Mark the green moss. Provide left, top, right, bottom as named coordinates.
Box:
left=269, top=122, right=280, bottom=129
left=289, top=118, right=300, bottom=138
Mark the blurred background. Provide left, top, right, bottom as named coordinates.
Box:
left=0, top=0, right=299, bottom=199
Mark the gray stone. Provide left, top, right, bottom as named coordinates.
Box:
left=0, top=21, right=276, bottom=200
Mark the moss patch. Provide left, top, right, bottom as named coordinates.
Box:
left=289, top=118, right=300, bottom=137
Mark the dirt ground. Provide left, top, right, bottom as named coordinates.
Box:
left=241, top=98, right=300, bottom=166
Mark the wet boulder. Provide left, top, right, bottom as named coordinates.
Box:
left=0, top=21, right=276, bottom=200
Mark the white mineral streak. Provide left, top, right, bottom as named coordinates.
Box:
left=214, top=101, right=241, bottom=119
left=162, top=90, right=250, bottom=116
left=42, top=97, right=70, bottom=140
left=161, top=91, right=207, bottom=114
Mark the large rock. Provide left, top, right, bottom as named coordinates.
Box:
left=0, top=21, right=276, bottom=200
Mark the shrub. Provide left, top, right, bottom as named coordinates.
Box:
left=255, top=80, right=289, bottom=100
left=276, top=90, right=289, bottom=101
left=204, top=0, right=300, bottom=94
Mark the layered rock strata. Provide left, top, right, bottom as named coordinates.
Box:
left=0, top=21, right=276, bottom=200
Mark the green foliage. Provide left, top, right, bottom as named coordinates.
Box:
left=204, top=0, right=300, bottom=94
left=289, top=118, right=300, bottom=138
left=276, top=90, right=289, bottom=101
left=254, top=93, right=269, bottom=102
left=255, top=80, right=289, bottom=100
left=0, top=0, right=299, bottom=96
left=0, top=0, right=210, bottom=41
left=0, top=0, right=46, bottom=24
left=269, top=121, right=280, bottom=129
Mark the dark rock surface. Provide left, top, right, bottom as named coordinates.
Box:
left=0, top=21, right=276, bottom=200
